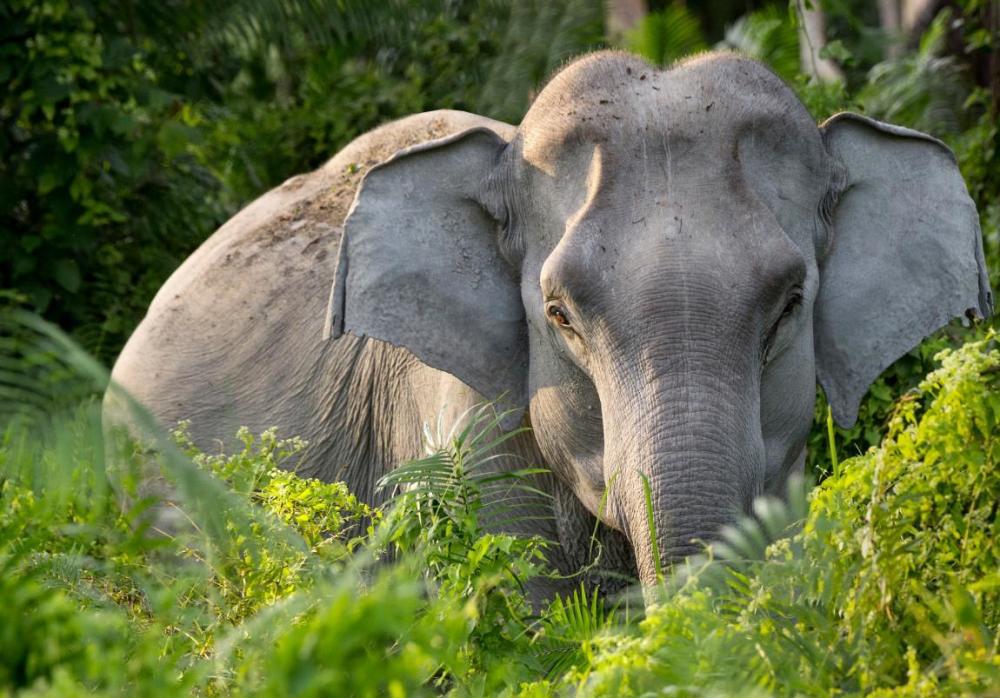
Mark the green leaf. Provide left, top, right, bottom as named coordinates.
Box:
left=625, top=4, right=708, bottom=66
left=52, top=259, right=81, bottom=293
left=819, top=39, right=852, bottom=65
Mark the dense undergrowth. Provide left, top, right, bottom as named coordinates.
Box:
left=2, top=313, right=999, bottom=696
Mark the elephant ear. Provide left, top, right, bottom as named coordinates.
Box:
left=325, top=126, right=528, bottom=427
left=815, top=112, right=993, bottom=428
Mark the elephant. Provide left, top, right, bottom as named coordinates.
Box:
left=108, top=50, right=993, bottom=590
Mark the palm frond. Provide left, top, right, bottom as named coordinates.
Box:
left=633, top=474, right=812, bottom=606
left=378, top=402, right=548, bottom=518
left=476, top=0, right=606, bottom=121
left=624, top=3, right=708, bottom=67
left=713, top=474, right=810, bottom=569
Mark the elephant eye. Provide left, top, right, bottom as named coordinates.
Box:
left=780, top=289, right=803, bottom=319
left=546, top=302, right=572, bottom=329
left=764, top=288, right=804, bottom=364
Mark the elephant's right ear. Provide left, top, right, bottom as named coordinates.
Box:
left=325, top=127, right=527, bottom=425
left=815, top=113, right=993, bottom=428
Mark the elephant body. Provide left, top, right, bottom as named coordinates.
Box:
left=108, top=109, right=632, bottom=585
left=109, top=51, right=992, bottom=590
left=111, top=111, right=511, bottom=501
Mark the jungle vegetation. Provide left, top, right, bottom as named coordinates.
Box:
left=2, top=0, right=1000, bottom=695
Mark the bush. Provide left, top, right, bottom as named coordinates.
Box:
left=0, top=0, right=226, bottom=363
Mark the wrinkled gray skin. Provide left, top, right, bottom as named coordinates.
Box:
left=110, top=51, right=993, bottom=588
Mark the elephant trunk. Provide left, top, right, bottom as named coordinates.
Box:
left=600, top=352, right=765, bottom=585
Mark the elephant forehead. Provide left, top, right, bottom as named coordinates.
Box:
left=521, top=50, right=817, bottom=172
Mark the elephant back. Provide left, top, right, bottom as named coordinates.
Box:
left=108, top=110, right=516, bottom=492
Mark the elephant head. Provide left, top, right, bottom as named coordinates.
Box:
left=327, top=51, right=993, bottom=585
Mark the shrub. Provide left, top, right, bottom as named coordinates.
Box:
left=0, top=0, right=225, bottom=363
left=0, top=313, right=558, bottom=694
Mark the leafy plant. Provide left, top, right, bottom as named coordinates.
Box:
left=376, top=405, right=554, bottom=689
left=716, top=4, right=801, bottom=81
left=0, top=311, right=562, bottom=695
left=4, top=312, right=1000, bottom=695
left=857, top=10, right=972, bottom=136
left=0, top=0, right=226, bottom=363
left=624, top=3, right=709, bottom=67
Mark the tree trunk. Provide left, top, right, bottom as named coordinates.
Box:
left=797, top=0, right=845, bottom=82
left=901, top=0, right=935, bottom=32
left=606, top=0, right=647, bottom=41
left=879, top=0, right=903, bottom=58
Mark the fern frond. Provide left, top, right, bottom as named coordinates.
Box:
left=623, top=3, right=708, bottom=67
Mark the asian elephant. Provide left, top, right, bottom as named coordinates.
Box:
left=108, top=50, right=993, bottom=588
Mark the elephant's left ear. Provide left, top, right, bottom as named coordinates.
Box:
left=325, top=126, right=528, bottom=427
left=815, top=113, right=993, bottom=428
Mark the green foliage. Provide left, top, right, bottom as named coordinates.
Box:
left=954, top=102, right=1000, bottom=243
left=4, top=319, right=1000, bottom=695
left=717, top=4, right=801, bottom=81
left=857, top=11, right=971, bottom=135
left=0, top=554, right=181, bottom=697
left=0, top=313, right=559, bottom=696
left=806, top=329, right=958, bottom=475
left=625, top=3, right=708, bottom=66
left=174, top=422, right=376, bottom=552
left=805, top=332, right=1000, bottom=690
left=534, top=583, right=621, bottom=680
left=0, top=0, right=226, bottom=363
left=376, top=407, right=553, bottom=689
left=254, top=566, right=470, bottom=698
left=200, top=0, right=603, bottom=206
